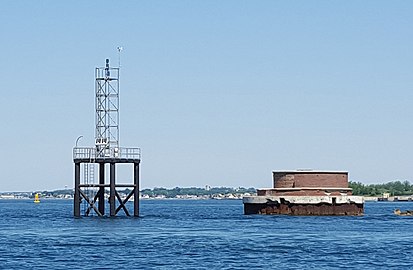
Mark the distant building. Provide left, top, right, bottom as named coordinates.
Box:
left=0, top=194, right=15, bottom=199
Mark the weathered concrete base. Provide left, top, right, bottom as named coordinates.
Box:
left=243, top=195, right=364, bottom=216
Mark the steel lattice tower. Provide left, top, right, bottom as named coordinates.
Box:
left=95, top=59, right=119, bottom=157
left=73, top=55, right=141, bottom=218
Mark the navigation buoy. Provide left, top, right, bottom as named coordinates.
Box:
left=34, top=193, right=40, bottom=203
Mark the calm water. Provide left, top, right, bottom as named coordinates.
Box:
left=0, top=200, right=412, bottom=269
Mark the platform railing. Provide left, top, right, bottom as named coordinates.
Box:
left=73, top=147, right=141, bottom=160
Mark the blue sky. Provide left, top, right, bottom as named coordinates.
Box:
left=1, top=1, right=412, bottom=191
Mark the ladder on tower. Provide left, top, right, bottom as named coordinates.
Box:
left=82, top=163, right=96, bottom=215
left=89, top=163, right=95, bottom=186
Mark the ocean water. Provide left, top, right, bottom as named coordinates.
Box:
left=0, top=200, right=412, bottom=269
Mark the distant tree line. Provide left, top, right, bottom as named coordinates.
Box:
left=349, top=181, right=413, bottom=196
left=34, top=181, right=413, bottom=198
left=140, top=187, right=256, bottom=198
left=39, top=189, right=73, bottom=197
left=30, top=187, right=256, bottom=198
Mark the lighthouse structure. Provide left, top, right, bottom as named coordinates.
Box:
left=73, top=56, right=141, bottom=217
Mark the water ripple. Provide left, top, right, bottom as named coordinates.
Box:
left=1, top=200, right=413, bottom=269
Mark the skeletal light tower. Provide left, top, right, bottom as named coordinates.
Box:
left=95, top=58, right=120, bottom=157
left=73, top=53, right=141, bottom=217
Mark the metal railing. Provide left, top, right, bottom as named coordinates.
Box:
left=73, top=147, right=141, bottom=160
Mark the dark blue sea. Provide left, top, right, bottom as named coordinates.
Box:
left=0, top=200, right=413, bottom=269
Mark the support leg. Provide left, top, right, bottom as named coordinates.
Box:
left=74, top=162, right=81, bottom=217
left=110, top=163, right=116, bottom=217
left=98, top=163, right=105, bottom=215
left=134, top=162, right=140, bottom=217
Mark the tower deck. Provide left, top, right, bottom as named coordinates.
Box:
left=73, top=147, right=141, bottom=163
left=73, top=147, right=141, bottom=217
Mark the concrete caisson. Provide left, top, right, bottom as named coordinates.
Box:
left=243, top=170, right=364, bottom=216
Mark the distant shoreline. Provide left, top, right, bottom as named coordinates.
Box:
left=2, top=196, right=413, bottom=202
left=0, top=197, right=243, bottom=201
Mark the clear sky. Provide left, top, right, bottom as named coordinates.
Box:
left=1, top=1, right=412, bottom=191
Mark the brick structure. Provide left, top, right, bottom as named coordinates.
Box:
left=273, top=171, right=348, bottom=189
left=243, top=170, right=364, bottom=216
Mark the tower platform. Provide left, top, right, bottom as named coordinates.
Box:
left=73, top=147, right=141, bottom=217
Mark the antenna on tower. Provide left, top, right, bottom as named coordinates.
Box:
left=117, top=46, right=123, bottom=68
